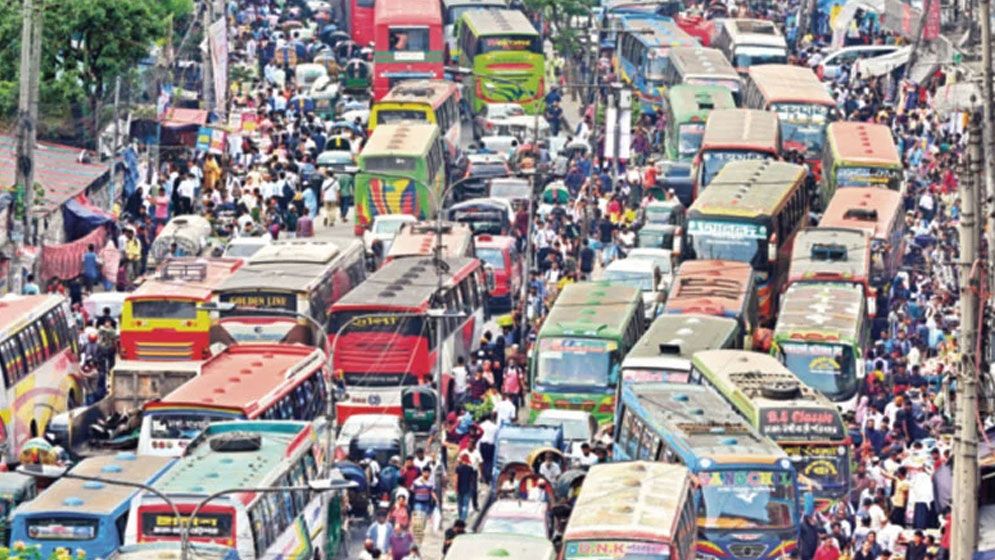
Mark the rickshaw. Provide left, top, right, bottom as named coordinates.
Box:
left=553, top=469, right=586, bottom=504
left=313, top=50, right=341, bottom=76
left=551, top=140, right=591, bottom=177
left=341, top=59, right=372, bottom=93
left=527, top=447, right=566, bottom=475
left=537, top=181, right=571, bottom=220
left=495, top=462, right=554, bottom=502
left=401, top=386, right=438, bottom=433
left=335, top=40, right=362, bottom=64
left=329, top=120, right=365, bottom=139
left=310, top=76, right=341, bottom=119
left=0, top=472, right=36, bottom=545
left=335, top=460, right=372, bottom=517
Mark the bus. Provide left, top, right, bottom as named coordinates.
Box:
left=138, top=344, right=329, bottom=456
left=615, top=17, right=699, bottom=114
left=11, top=453, right=174, bottom=559
left=690, top=349, right=851, bottom=510
left=819, top=188, right=905, bottom=287
left=345, top=0, right=377, bottom=46
left=561, top=461, right=697, bottom=560
left=442, top=0, right=506, bottom=60
left=0, top=295, right=81, bottom=462
left=686, top=159, right=809, bottom=324
left=772, top=282, right=869, bottom=408
left=446, top=534, right=555, bottom=560
left=788, top=227, right=876, bottom=315
left=354, top=123, right=446, bottom=230
left=620, top=313, right=741, bottom=385
left=663, top=46, right=742, bottom=101
left=529, top=282, right=645, bottom=425
left=694, top=108, right=780, bottom=194
left=662, top=84, right=736, bottom=162
left=821, top=121, right=903, bottom=198
left=370, top=80, right=463, bottom=158
left=663, top=260, right=757, bottom=349
left=372, top=0, right=444, bottom=100
left=120, top=258, right=244, bottom=361
left=457, top=9, right=545, bottom=114
left=743, top=64, right=835, bottom=184
left=127, top=420, right=346, bottom=559
left=329, top=256, right=488, bottom=422
left=712, top=18, right=788, bottom=73
left=215, top=238, right=366, bottom=336
left=385, top=220, right=476, bottom=262
left=615, top=383, right=801, bottom=559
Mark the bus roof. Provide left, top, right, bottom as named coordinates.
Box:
left=701, top=108, right=780, bottom=152
left=145, top=344, right=324, bottom=415
left=820, top=188, right=903, bottom=239
left=668, top=84, right=736, bottom=122
left=219, top=238, right=362, bottom=292
left=461, top=8, right=538, bottom=37
left=664, top=260, right=752, bottom=318
left=17, top=453, right=173, bottom=516
left=381, top=80, right=460, bottom=108
left=375, top=0, right=441, bottom=26
left=622, top=383, right=785, bottom=465
left=151, top=421, right=314, bottom=500
left=620, top=17, right=696, bottom=47
left=691, top=159, right=805, bottom=217
left=669, top=46, right=739, bottom=79
left=128, top=258, right=244, bottom=301
left=721, top=18, right=786, bottom=46
left=774, top=282, right=865, bottom=343
left=0, top=294, right=66, bottom=337
left=826, top=121, right=901, bottom=167
left=387, top=221, right=473, bottom=260
left=747, top=64, right=834, bottom=106
left=333, top=256, right=479, bottom=312
left=539, top=282, right=642, bottom=339
left=789, top=227, right=871, bottom=284
left=625, top=313, right=740, bottom=364
left=442, top=0, right=506, bottom=8
left=445, top=534, right=555, bottom=560
left=360, top=123, right=440, bottom=156
left=563, top=461, right=691, bottom=543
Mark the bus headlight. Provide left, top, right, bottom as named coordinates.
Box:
left=780, top=459, right=792, bottom=470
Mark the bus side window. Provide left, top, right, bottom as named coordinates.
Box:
left=249, top=507, right=266, bottom=558
left=624, top=414, right=642, bottom=459
left=458, top=278, right=472, bottom=314
left=115, top=512, right=129, bottom=546
left=265, top=493, right=283, bottom=543
left=16, top=331, right=36, bottom=371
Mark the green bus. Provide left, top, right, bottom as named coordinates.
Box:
left=528, top=282, right=645, bottom=425
left=663, top=84, right=736, bottom=162
left=354, top=123, right=446, bottom=230
left=457, top=9, right=545, bottom=114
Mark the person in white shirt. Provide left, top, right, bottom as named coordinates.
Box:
left=908, top=462, right=935, bottom=529
left=494, top=394, right=515, bottom=425
left=867, top=496, right=888, bottom=531
left=576, top=442, right=599, bottom=467
left=478, top=415, right=498, bottom=483
left=451, top=356, right=468, bottom=408
left=538, top=452, right=561, bottom=482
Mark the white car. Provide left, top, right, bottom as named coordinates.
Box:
left=816, top=45, right=905, bottom=81
left=363, top=214, right=416, bottom=256
left=223, top=235, right=272, bottom=259
left=625, top=247, right=674, bottom=293
left=603, top=258, right=667, bottom=322
left=341, top=108, right=370, bottom=127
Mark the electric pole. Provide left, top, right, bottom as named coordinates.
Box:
left=14, top=0, right=42, bottom=293
left=951, top=112, right=982, bottom=560
left=979, top=0, right=995, bottom=294
left=109, top=75, right=121, bottom=206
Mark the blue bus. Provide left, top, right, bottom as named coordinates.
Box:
left=10, top=453, right=174, bottom=559
left=614, top=383, right=802, bottom=560
left=615, top=16, right=699, bottom=114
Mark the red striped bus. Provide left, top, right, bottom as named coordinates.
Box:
left=663, top=259, right=758, bottom=350
left=372, top=0, right=445, bottom=100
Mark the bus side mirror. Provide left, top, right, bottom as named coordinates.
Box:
left=767, top=234, right=778, bottom=263
left=672, top=227, right=682, bottom=256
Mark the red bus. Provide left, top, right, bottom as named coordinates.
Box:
left=137, top=343, right=329, bottom=456
left=819, top=188, right=905, bottom=288
left=328, top=256, right=489, bottom=422
left=663, top=259, right=759, bottom=349
left=372, top=0, right=445, bottom=100
left=120, top=259, right=244, bottom=361
left=347, top=0, right=377, bottom=47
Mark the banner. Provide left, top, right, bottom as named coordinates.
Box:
left=208, top=18, right=228, bottom=113
left=923, top=0, right=941, bottom=41
left=195, top=127, right=212, bottom=152
left=604, top=106, right=617, bottom=160
left=208, top=128, right=226, bottom=154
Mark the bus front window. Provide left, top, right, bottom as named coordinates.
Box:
left=733, top=48, right=788, bottom=68
left=697, top=469, right=797, bottom=530
left=536, top=338, right=614, bottom=388
left=389, top=28, right=430, bottom=51
left=645, top=54, right=669, bottom=81
left=687, top=219, right=767, bottom=268
left=377, top=109, right=430, bottom=125
left=779, top=341, right=858, bottom=401
left=701, top=150, right=769, bottom=187
left=678, top=123, right=705, bottom=159
left=476, top=248, right=506, bottom=271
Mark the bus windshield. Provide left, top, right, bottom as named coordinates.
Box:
left=781, top=121, right=826, bottom=155
left=148, top=412, right=233, bottom=440
left=476, top=248, right=506, bottom=270
left=835, top=166, right=898, bottom=189
left=678, top=123, right=705, bottom=159
left=377, top=108, right=430, bottom=125
left=536, top=338, right=614, bottom=388
left=733, top=48, right=787, bottom=68
left=779, top=341, right=858, bottom=401
left=701, top=150, right=769, bottom=186
left=687, top=220, right=767, bottom=267
left=646, top=54, right=669, bottom=80
left=697, top=469, right=797, bottom=530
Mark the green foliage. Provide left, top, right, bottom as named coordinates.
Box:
left=522, top=0, right=597, bottom=55
left=464, top=398, right=494, bottom=421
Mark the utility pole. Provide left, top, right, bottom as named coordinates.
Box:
left=202, top=0, right=214, bottom=113
left=951, top=112, right=982, bottom=560
left=902, top=0, right=934, bottom=84
left=981, top=0, right=995, bottom=295
left=109, top=76, right=121, bottom=206
left=14, top=0, right=42, bottom=293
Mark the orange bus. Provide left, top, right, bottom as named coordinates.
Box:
left=819, top=188, right=905, bottom=288
left=821, top=121, right=904, bottom=203
left=693, top=108, right=781, bottom=197
left=137, top=343, right=329, bottom=456
left=663, top=259, right=758, bottom=349
left=120, top=258, right=244, bottom=361
left=788, top=227, right=877, bottom=317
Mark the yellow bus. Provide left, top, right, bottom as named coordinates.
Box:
left=369, top=80, right=462, bottom=159
left=821, top=121, right=903, bottom=199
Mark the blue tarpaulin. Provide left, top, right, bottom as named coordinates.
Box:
left=62, top=198, right=113, bottom=242
left=121, top=146, right=141, bottom=200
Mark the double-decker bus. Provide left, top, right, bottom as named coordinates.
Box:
left=743, top=64, right=835, bottom=185
left=372, top=0, right=444, bottom=100
left=370, top=80, right=462, bottom=157
left=694, top=108, right=781, bottom=194
left=821, top=121, right=903, bottom=198
left=712, top=18, right=788, bottom=73
left=662, top=84, right=736, bottom=162
left=385, top=220, right=476, bottom=262
left=615, top=17, right=699, bottom=114
left=12, top=453, right=174, bottom=559
left=216, top=239, right=366, bottom=338
left=620, top=313, right=741, bottom=386
left=120, top=258, right=244, bottom=361
left=772, top=282, right=869, bottom=409
left=0, top=295, right=81, bottom=461
left=329, top=256, right=488, bottom=422
left=662, top=260, right=757, bottom=349
left=442, top=0, right=506, bottom=60
left=820, top=188, right=905, bottom=287
left=127, top=420, right=346, bottom=559
left=354, top=123, right=446, bottom=231
left=686, top=159, right=809, bottom=324
left=457, top=9, right=545, bottom=114
left=529, top=282, right=645, bottom=425
left=615, top=383, right=801, bottom=559
left=138, top=344, right=329, bottom=456
left=663, top=46, right=742, bottom=101
left=561, top=461, right=697, bottom=560
left=788, top=227, right=876, bottom=315
left=691, top=349, right=851, bottom=510
left=345, top=0, right=377, bottom=46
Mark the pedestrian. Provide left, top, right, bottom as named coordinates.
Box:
left=22, top=274, right=39, bottom=295
left=478, top=413, right=497, bottom=484
left=813, top=532, right=840, bottom=560
left=411, top=468, right=435, bottom=515
left=366, top=510, right=394, bottom=554
left=402, top=544, right=422, bottom=560
left=81, top=243, right=102, bottom=291
left=452, top=356, right=468, bottom=409
left=389, top=521, right=414, bottom=560
left=442, top=519, right=466, bottom=556
left=455, top=453, right=477, bottom=521
left=338, top=170, right=354, bottom=222
left=297, top=207, right=315, bottom=237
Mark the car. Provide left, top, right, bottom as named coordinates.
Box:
left=532, top=409, right=597, bottom=461
left=348, top=425, right=417, bottom=469
left=473, top=103, right=526, bottom=138
left=475, top=499, right=551, bottom=540
left=603, top=258, right=667, bottom=322
left=816, top=45, right=906, bottom=81
left=223, top=236, right=272, bottom=259
left=334, top=414, right=405, bottom=461
left=641, top=199, right=686, bottom=229
left=626, top=247, right=675, bottom=292
left=487, top=177, right=532, bottom=208
left=458, top=154, right=511, bottom=201
left=316, top=149, right=355, bottom=174
left=363, top=214, right=417, bottom=257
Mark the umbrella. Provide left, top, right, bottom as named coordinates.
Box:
left=541, top=183, right=570, bottom=204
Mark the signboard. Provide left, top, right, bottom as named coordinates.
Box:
left=923, top=0, right=941, bottom=40
left=621, top=368, right=689, bottom=384
left=564, top=541, right=670, bottom=559
left=242, top=111, right=258, bottom=133
left=687, top=220, right=767, bottom=239
left=141, top=512, right=232, bottom=538
left=208, top=128, right=226, bottom=154
left=783, top=444, right=847, bottom=481
left=697, top=470, right=793, bottom=488
left=760, top=407, right=846, bottom=440
left=27, top=520, right=96, bottom=541
left=220, top=291, right=297, bottom=312
left=208, top=18, right=229, bottom=113
left=195, top=127, right=212, bottom=152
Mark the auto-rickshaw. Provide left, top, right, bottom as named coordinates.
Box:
left=0, top=472, right=36, bottom=544
left=401, top=386, right=438, bottom=433
left=341, top=58, right=372, bottom=93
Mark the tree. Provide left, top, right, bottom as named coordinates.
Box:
left=521, top=0, right=597, bottom=57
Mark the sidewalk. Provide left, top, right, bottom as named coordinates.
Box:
left=419, top=477, right=490, bottom=559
